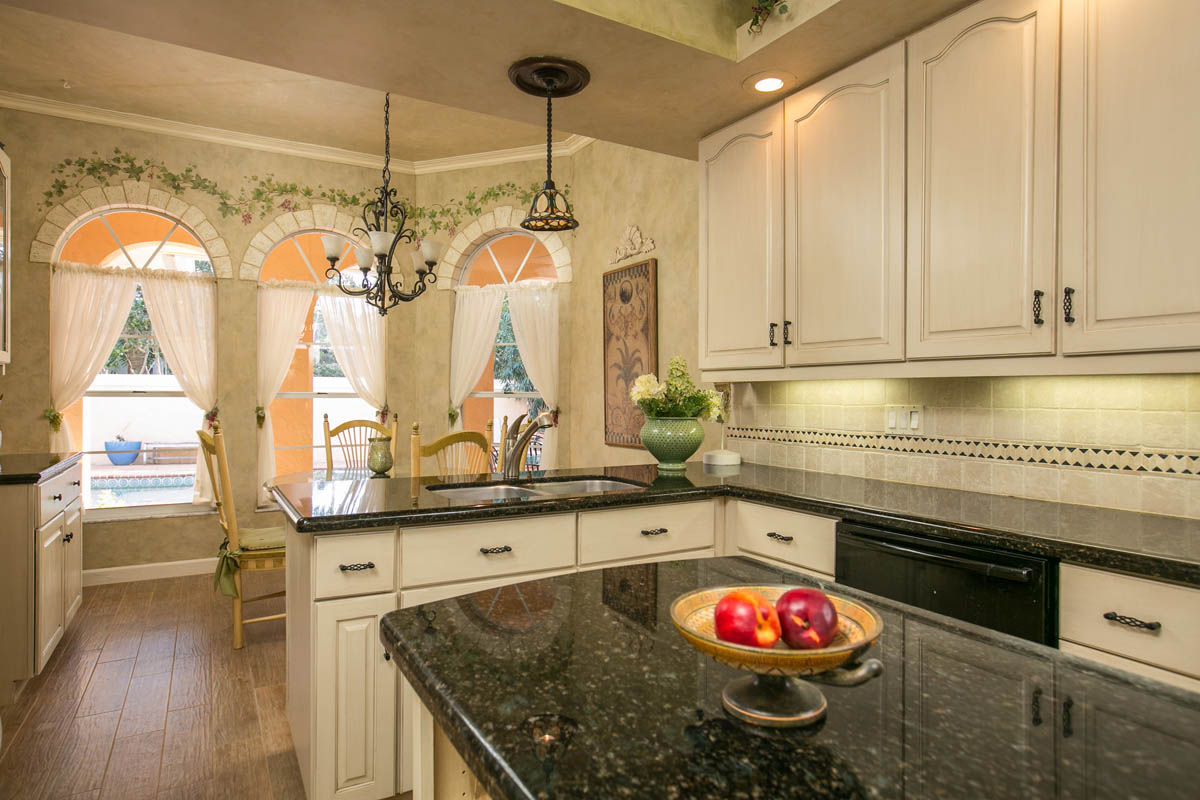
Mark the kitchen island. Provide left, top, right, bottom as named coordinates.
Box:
left=273, top=462, right=1200, bottom=800
left=381, top=556, right=1200, bottom=800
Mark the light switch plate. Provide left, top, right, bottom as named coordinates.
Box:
left=885, top=405, right=924, bottom=434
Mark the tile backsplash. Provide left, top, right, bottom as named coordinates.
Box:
left=726, top=375, right=1200, bottom=518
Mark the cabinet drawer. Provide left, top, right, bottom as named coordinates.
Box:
left=731, top=501, right=836, bottom=576
left=313, top=531, right=396, bottom=600
left=39, top=464, right=82, bottom=527
left=578, top=501, right=715, bottom=566
left=1060, top=564, right=1200, bottom=679
left=401, top=514, right=575, bottom=588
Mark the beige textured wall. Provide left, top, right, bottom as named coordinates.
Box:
left=567, top=139, right=720, bottom=467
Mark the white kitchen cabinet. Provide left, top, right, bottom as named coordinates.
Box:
left=35, top=511, right=66, bottom=674
left=1059, top=0, right=1200, bottom=354
left=698, top=102, right=785, bottom=370
left=577, top=500, right=716, bottom=565
left=784, top=42, right=906, bottom=366
left=905, top=0, right=1059, bottom=359
left=728, top=500, right=837, bottom=578
left=63, top=501, right=83, bottom=628
left=314, top=592, right=398, bottom=800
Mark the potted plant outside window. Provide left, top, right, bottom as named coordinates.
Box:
left=104, top=432, right=142, bottom=466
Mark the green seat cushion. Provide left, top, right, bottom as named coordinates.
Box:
left=237, top=526, right=286, bottom=551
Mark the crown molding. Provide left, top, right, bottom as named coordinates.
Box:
left=0, top=90, right=594, bottom=175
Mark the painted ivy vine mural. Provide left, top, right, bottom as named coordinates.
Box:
left=41, top=148, right=566, bottom=238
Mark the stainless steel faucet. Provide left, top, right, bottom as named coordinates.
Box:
left=502, top=412, right=553, bottom=479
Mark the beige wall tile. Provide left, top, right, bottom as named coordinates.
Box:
left=1140, top=374, right=1188, bottom=411
left=1093, top=471, right=1142, bottom=512
left=1055, top=376, right=1098, bottom=410
left=786, top=445, right=805, bottom=470
left=1142, top=411, right=1186, bottom=449
left=1023, top=376, right=1058, bottom=408
left=993, top=462, right=1024, bottom=497
left=992, top=378, right=1025, bottom=408
left=863, top=379, right=886, bottom=405
left=1093, top=376, right=1142, bottom=410
left=1060, top=410, right=1098, bottom=445
left=842, top=449, right=865, bottom=477
left=993, top=409, right=1024, bottom=441
left=824, top=405, right=845, bottom=430
left=884, top=379, right=910, bottom=404
left=1058, top=469, right=1098, bottom=507
left=844, top=405, right=866, bottom=431
left=1097, top=410, right=1141, bottom=447
left=1188, top=413, right=1200, bottom=451
left=1025, top=409, right=1061, bottom=442
left=1188, top=479, right=1200, bottom=518
left=934, top=407, right=962, bottom=437
left=962, top=461, right=992, bottom=493
left=1188, top=375, right=1200, bottom=412
left=934, top=457, right=962, bottom=490
left=1141, top=476, right=1188, bottom=517
left=960, top=408, right=993, bottom=438
left=1023, top=465, right=1060, bottom=501
left=865, top=452, right=886, bottom=479
left=821, top=447, right=842, bottom=474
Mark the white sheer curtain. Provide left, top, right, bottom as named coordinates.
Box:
left=257, top=284, right=315, bottom=504
left=449, top=285, right=505, bottom=429
left=48, top=262, right=138, bottom=452
left=317, top=290, right=386, bottom=412
left=140, top=271, right=218, bottom=504
left=506, top=281, right=560, bottom=468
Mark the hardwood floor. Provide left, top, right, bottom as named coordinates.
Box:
left=0, top=570, right=402, bottom=800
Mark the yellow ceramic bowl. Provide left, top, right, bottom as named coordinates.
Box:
left=670, top=585, right=883, bottom=677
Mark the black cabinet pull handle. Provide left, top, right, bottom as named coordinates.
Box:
left=51, top=493, right=63, bottom=501
left=383, top=651, right=391, bottom=662
left=640, top=528, right=668, bottom=536
left=1033, top=290, right=1045, bottom=325
left=1062, top=697, right=1074, bottom=738
left=782, top=320, right=793, bottom=345
left=1031, top=687, right=1043, bottom=726
left=768, top=322, right=778, bottom=347
left=1063, top=286, right=1076, bottom=323
left=338, top=562, right=375, bottom=572
left=766, top=531, right=794, bottom=543
left=62, top=532, right=73, bottom=544
left=480, top=545, right=512, bottom=555
left=1103, top=611, right=1161, bottom=631
left=71, top=480, right=81, bottom=486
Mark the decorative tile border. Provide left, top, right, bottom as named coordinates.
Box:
left=727, top=426, right=1200, bottom=477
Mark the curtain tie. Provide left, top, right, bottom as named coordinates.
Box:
left=204, top=406, right=219, bottom=428
left=43, top=408, right=64, bottom=432
left=255, top=405, right=266, bottom=428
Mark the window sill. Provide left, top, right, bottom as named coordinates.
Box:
left=84, top=504, right=216, bottom=524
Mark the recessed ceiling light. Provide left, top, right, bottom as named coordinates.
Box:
left=754, top=77, right=785, bottom=93
left=741, top=70, right=795, bottom=94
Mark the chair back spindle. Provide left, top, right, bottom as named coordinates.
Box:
left=411, top=421, right=493, bottom=480
left=323, top=413, right=399, bottom=472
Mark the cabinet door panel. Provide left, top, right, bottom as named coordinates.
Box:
left=907, top=0, right=1058, bottom=358
left=904, top=618, right=1056, bottom=799
left=35, top=512, right=65, bottom=673
left=63, top=501, right=83, bottom=628
left=785, top=42, right=906, bottom=365
left=1058, top=668, right=1200, bottom=800
left=1060, top=0, right=1200, bottom=353
left=315, top=592, right=398, bottom=800
left=698, top=102, right=785, bottom=369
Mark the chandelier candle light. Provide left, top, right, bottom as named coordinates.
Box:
left=322, top=93, right=444, bottom=315
left=508, top=57, right=590, bottom=232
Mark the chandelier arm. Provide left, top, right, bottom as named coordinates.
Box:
left=325, top=264, right=375, bottom=296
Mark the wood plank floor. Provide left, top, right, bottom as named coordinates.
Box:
left=0, top=571, right=410, bottom=800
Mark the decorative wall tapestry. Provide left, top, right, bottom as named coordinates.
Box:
left=41, top=148, right=562, bottom=237
left=603, top=258, right=657, bottom=447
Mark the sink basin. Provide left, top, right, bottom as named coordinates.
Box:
left=524, top=479, right=645, bottom=495
left=427, top=484, right=550, bottom=503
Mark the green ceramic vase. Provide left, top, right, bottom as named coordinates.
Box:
left=640, top=417, right=704, bottom=472
left=367, top=436, right=394, bottom=476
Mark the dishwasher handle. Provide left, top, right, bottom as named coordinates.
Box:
left=844, top=535, right=1034, bottom=583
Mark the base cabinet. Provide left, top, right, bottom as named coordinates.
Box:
left=313, top=593, right=398, bottom=800
left=903, top=618, right=1056, bottom=799
left=63, top=503, right=83, bottom=627
left=35, top=511, right=66, bottom=674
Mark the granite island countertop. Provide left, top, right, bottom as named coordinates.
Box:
left=381, top=556, right=1200, bottom=800
left=271, top=462, right=1200, bottom=585
left=0, top=452, right=81, bottom=485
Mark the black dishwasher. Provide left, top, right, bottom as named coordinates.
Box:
left=835, top=522, right=1056, bottom=645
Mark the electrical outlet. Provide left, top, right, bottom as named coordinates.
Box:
left=885, top=405, right=924, bottom=434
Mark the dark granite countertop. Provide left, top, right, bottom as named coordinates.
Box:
left=271, top=462, right=1200, bottom=585
left=382, top=556, right=1200, bottom=800
left=0, top=452, right=81, bottom=485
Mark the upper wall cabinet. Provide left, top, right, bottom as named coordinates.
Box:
left=1059, top=0, right=1200, bottom=354
left=698, top=103, right=785, bottom=370
left=905, top=0, right=1059, bottom=359
left=784, top=42, right=906, bottom=366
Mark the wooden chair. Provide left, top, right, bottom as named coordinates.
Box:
left=198, top=421, right=286, bottom=650
left=410, top=421, right=493, bottom=480
left=323, top=413, right=399, bottom=470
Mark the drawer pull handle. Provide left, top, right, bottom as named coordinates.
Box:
left=62, top=532, right=73, bottom=544
left=1063, top=286, right=1076, bottom=324
left=640, top=528, right=669, bottom=536
left=480, top=545, right=512, bottom=555
left=71, top=480, right=81, bottom=486
left=1062, top=697, right=1074, bottom=739
left=1033, top=289, right=1045, bottom=325
left=51, top=493, right=63, bottom=501
left=338, top=562, right=375, bottom=572
left=1103, top=611, right=1161, bottom=631
left=766, top=531, right=794, bottom=543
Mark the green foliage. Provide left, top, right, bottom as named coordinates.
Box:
left=630, top=356, right=721, bottom=420
left=103, top=286, right=169, bottom=374
left=493, top=302, right=547, bottom=416
left=748, top=1, right=789, bottom=34
left=42, top=147, right=565, bottom=237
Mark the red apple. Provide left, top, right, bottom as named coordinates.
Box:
left=714, top=590, right=781, bottom=648
left=776, top=588, right=838, bottom=650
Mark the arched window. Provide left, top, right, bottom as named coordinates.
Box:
left=460, top=233, right=555, bottom=461
left=56, top=209, right=212, bottom=513
left=259, top=230, right=377, bottom=479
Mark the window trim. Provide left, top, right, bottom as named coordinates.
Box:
left=85, top=503, right=214, bottom=523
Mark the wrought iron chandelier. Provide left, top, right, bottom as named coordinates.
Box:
left=322, top=93, right=442, bottom=315
left=508, top=57, right=590, bottom=232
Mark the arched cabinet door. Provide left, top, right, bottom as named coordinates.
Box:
left=906, top=0, right=1059, bottom=359
left=698, top=102, right=785, bottom=370
left=784, top=42, right=906, bottom=366
left=1060, top=0, right=1200, bottom=354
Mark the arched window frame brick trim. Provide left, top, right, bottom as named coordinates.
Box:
left=238, top=203, right=366, bottom=281
left=436, top=205, right=572, bottom=288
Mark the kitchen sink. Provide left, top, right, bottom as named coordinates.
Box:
left=523, top=479, right=645, bottom=494
left=426, top=484, right=551, bottom=502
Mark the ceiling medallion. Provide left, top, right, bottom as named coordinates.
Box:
left=508, top=57, right=590, bottom=232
